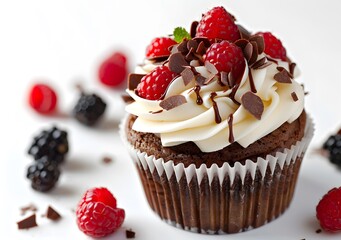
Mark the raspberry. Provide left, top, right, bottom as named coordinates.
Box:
left=137, top=66, right=177, bottom=100
left=257, top=32, right=287, bottom=61
left=146, top=37, right=176, bottom=58
left=28, top=83, right=57, bottom=114
left=204, top=40, right=245, bottom=80
left=323, top=134, right=341, bottom=166
left=316, top=187, right=341, bottom=232
left=73, top=93, right=107, bottom=126
left=76, top=187, right=125, bottom=238
left=98, top=52, right=128, bottom=87
left=196, top=6, right=240, bottom=42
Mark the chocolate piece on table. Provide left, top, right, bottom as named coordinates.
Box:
left=46, top=206, right=61, bottom=221
left=17, top=214, right=38, bottom=230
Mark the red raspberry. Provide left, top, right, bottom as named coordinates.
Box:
left=98, top=52, right=128, bottom=87
left=257, top=32, right=287, bottom=61
left=316, top=187, right=341, bottom=232
left=137, top=66, right=177, bottom=100
left=28, top=83, right=57, bottom=114
left=204, top=40, right=245, bottom=80
left=76, top=187, right=125, bottom=238
left=196, top=6, right=240, bottom=42
left=146, top=37, right=176, bottom=58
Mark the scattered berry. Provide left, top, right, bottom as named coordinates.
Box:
left=146, top=37, right=176, bottom=58
left=323, top=134, right=341, bottom=167
left=256, top=32, right=287, bottom=61
left=28, top=126, right=69, bottom=165
left=137, top=66, right=177, bottom=100
left=204, top=40, right=245, bottom=80
left=73, top=93, right=107, bottom=126
left=28, top=83, right=57, bottom=114
left=76, top=187, right=125, bottom=238
left=316, top=187, right=341, bottom=232
left=26, top=156, right=60, bottom=192
left=98, top=52, right=128, bottom=87
left=196, top=6, right=240, bottom=42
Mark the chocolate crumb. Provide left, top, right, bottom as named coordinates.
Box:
left=126, top=229, right=136, bottom=238
left=159, top=95, right=187, bottom=110
left=46, top=206, right=61, bottom=221
left=20, top=203, right=37, bottom=216
left=181, top=68, right=195, bottom=86
left=241, top=91, right=264, bottom=120
left=17, top=214, right=38, bottom=230
left=128, top=74, right=145, bottom=90
left=291, top=92, right=298, bottom=102
left=121, top=94, right=134, bottom=104
left=169, top=52, right=189, bottom=74
left=274, top=68, right=292, bottom=83
left=316, top=229, right=322, bottom=233
left=190, top=21, right=199, bottom=38
left=102, top=156, right=113, bottom=164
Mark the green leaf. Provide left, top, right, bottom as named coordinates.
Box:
left=173, top=27, right=191, bottom=43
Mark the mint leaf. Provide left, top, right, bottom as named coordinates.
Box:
left=173, top=27, right=191, bottom=43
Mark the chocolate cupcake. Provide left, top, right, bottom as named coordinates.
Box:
left=121, top=6, right=314, bottom=234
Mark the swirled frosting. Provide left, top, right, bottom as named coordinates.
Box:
left=126, top=54, right=304, bottom=153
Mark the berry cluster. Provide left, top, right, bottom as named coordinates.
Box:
left=26, top=126, right=69, bottom=192
left=322, top=131, right=341, bottom=167
left=136, top=6, right=288, bottom=101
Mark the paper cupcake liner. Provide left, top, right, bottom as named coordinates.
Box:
left=120, top=115, right=314, bottom=234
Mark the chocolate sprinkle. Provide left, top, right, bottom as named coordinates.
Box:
left=241, top=91, right=264, bottom=120
left=205, top=61, right=218, bottom=75
left=190, top=21, right=199, bottom=38
left=128, top=74, right=145, bottom=90
left=126, top=229, right=136, bottom=238
left=181, top=68, right=195, bottom=86
left=121, top=94, right=134, bottom=104
left=159, top=95, right=187, bottom=110
left=17, top=214, right=38, bottom=230
left=291, top=92, right=298, bottom=102
left=169, top=52, right=189, bottom=74
left=274, top=68, right=292, bottom=83
left=46, top=206, right=61, bottom=221
left=228, top=114, right=234, bottom=143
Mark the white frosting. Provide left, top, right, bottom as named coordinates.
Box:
left=126, top=54, right=304, bottom=152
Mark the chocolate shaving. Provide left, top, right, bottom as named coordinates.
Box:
left=169, top=52, right=189, bottom=73
left=159, top=95, right=187, bottom=110
left=237, top=24, right=251, bottom=39
left=177, top=40, right=189, bottom=54
left=204, top=74, right=216, bottom=85
left=241, top=91, right=264, bottom=120
left=192, top=37, right=211, bottom=47
left=227, top=72, right=235, bottom=89
left=235, top=39, right=249, bottom=49
left=249, top=35, right=265, bottom=54
left=121, top=94, right=134, bottom=104
left=187, top=40, right=198, bottom=52
left=128, top=74, right=145, bottom=90
left=249, top=41, right=259, bottom=65
left=291, top=92, right=298, bottom=102
left=254, top=61, right=272, bottom=69
left=46, top=206, right=61, bottom=221
left=251, top=57, right=266, bottom=69
left=220, top=72, right=228, bottom=86
left=274, top=68, right=292, bottom=83
left=126, top=229, right=136, bottom=238
left=266, top=57, right=278, bottom=64
left=205, top=61, right=218, bottom=74
left=190, top=21, right=199, bottom=38
left=181, top=68, right=195, bottom=86
left=196, top=41, right=206, bottom=55
left=20, top=203, right=37, bottom=215
left=17, top=214, right=38, bottom=230
left=289, top=62, right=296, bottom=76
left=195, top=75, right=206, bottom=86
left=185, top=47, right=195, bottom=61
left=248, top=68, right=257, bottom=93
left=243, top=42, right=253, bottom=62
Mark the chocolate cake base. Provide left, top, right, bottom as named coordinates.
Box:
left=123, top=112, right=312, bottom=234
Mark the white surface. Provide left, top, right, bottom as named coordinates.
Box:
left=1, top=0, right=341, bottom=239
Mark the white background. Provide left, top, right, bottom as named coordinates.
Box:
left=1, top=0, right=341, bottom=239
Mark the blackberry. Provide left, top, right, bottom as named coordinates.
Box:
left=28, top=126, right=69, bottom=165
left=73, top=93, right=107, bottom=126
left=323, top=134, right=341, bottom=166
left=26, top=156, right=60, bottom=192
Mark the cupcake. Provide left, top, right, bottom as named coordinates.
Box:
left=121, top=6, right=313, bottom=234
